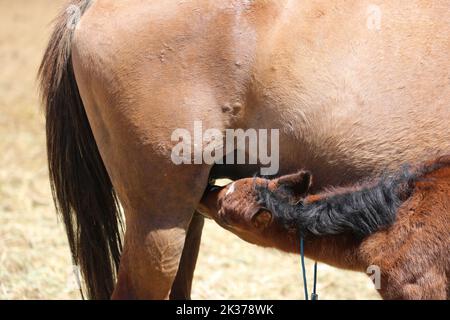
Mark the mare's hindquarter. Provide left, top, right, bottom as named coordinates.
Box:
left=65, top=0, right=450, bottom=298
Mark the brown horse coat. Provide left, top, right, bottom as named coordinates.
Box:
left=40, top=0, right=450, bottom=299
left=199, top=157, right=450, bottom=299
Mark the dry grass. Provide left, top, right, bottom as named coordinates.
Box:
left=0, top=0, right=380, bottom=300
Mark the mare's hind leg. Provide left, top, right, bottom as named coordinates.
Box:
left=72, top=66, right=218, bottom=298
left=109, top=158, right=211, bottom=300
left=72, top=13, right=235, bottom=298
left=170, top=213, right=205, bottom=299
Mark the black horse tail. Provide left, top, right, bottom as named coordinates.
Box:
left=38, top=0, right=122, bottom=299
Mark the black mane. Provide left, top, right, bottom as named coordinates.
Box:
left=256, top=158, right=449, bottom=239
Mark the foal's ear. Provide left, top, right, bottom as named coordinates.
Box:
left=275, top=170, right=312, bottom=197
left=251, top=209, right=273, bottom=230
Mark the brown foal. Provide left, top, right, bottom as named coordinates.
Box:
left=199, top=156, right=450, bottom=300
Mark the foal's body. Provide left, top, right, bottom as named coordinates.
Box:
left=41, top=0, right=450, bottom=298
left=200, top=157, right=450, bottom=299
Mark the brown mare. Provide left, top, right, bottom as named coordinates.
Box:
left=39, top=0, right=450, bottom=299
left=199, top=156, right=450, bottom=300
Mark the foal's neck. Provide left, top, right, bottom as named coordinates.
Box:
left=285, top=233, right=366, bottom=271
left=266, top=172, right=414, bottom=270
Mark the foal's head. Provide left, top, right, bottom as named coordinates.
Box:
left=199, top=171, right=312, bottom=250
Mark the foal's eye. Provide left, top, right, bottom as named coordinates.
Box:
left=291, top=198, right=305, bottom=206
left=251, top=208, right=273, bottom=230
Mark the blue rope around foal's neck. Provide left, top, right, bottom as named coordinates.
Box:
left=300, top=237, right=319, bottom=300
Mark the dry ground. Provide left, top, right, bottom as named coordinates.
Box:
left=0, top=0, right=379, bottom=300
